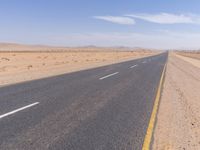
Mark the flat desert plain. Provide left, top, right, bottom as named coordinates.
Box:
left=0, top=45, right=157, bottom=86
left=176, top=51, right=200, bottom=60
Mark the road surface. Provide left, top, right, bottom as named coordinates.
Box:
left=0, top=52, right=167, bottom=150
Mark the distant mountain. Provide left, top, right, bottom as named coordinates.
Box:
left=0, top=42, right=66, bottom=51
left=0, top=42, right=158, bottom=52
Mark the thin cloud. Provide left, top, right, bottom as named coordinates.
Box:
left=93, top=16, right=135, bottom=25
left=126, top=13, right=200, bottom=24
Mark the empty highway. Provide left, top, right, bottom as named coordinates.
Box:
left=0, top=53, right=167, bottom=150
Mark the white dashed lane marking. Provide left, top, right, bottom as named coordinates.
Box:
left=0, top=102, right=39, bottom=119
left=99, top=72, right=119, bottom=80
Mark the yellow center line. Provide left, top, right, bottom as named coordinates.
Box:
left=142, top=63, right=167, bottom=150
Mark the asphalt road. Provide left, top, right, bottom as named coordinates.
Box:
left=0, top=52, right=168, bottom=150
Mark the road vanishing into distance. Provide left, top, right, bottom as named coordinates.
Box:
left=0, top=52, right=168, bottom=150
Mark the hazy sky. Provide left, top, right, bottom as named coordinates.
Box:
left=1, top=0, right=200, bottom=49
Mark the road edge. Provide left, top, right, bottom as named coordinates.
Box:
left=142, top=60, right=167, bottom=150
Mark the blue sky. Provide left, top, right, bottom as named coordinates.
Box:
left=1, top=0, right=200, bottom=49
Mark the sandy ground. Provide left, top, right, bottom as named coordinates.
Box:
left=0, top=51, right=156, bottom=86
left=153, top=53, right=200, bottom=150
left=176, top=52, right=200, bottom=60
left=176, top=54, right=200, bottom=69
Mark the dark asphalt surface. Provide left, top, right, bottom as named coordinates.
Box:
left=0, top=53, right=168, bottom=150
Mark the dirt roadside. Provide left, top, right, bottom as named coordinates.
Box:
left=175, top=54, right=200, bottom=69
left=176, top=52, right=200, bottom=60
left=153, top=53, right=200, bottom=150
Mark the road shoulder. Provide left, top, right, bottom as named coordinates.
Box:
left=153, top=53, right=200, bottom=150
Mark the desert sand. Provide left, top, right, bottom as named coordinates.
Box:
left=175, top=54, right=200, bottom=69
left=153, top=53, right=200, bottom=150
left=0, top=49, right=156, bottom=86
left=176, top=51, right=200, bottom=60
